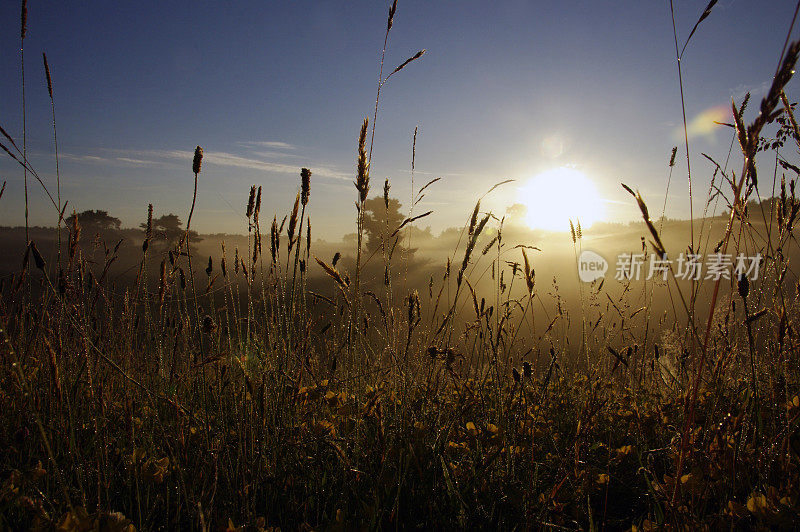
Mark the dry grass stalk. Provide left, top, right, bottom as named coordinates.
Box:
left=21, top=0, right=29, bottom=243
left=388, top=49, right=426, bottom=78
left=481, top=235, right=498, bottom=255
left=673, top=39, right=800, bottom=504
left=254, top=186, right=262, bottom=225
left=458, top=212, right=490, bottom=286
left=355, top=119, right=370, bottom=202
left=158, top=259, right=167, bottom=304
left=391, top=210, right=432, bottom=238
left=29, top=241, right=44, bottom=270
left=246, top=185, right=256, bottom=220
left=314, top=256, right=348, bottom=291
left=521, top=248, right=534, bottom=295
left=192, top=146, right=203, bottom=175
left=43, top=52, right=53, bottom=99
left=68, top=211, right=80, bottom=262
left=306, top=219, right=311, bottom=255
left=270, top=216, right=278, bottom=264
left=747, top=41, right=800, bottom=155
left=21, top=0, right=27, bottom=40
left=622, top=184, right=666, bottom=257
left=301, top=167, right=311, bottom=206
left=387, top=0, right=397, bottom=31
left=142, top=204, right=153, bottom=253
left=288, top=192, right=300, bottom=252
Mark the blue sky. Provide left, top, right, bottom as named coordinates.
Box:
left=1, top=1, right=798, bottom=238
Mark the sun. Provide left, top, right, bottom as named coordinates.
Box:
left=519, top=167, right=605, bottom=232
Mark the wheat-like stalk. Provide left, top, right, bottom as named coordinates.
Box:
left=21, top=0, right=29, bottom=243
left=42, top=52, right=65, bottom=266
left=301, top=167, right=311, bottom=206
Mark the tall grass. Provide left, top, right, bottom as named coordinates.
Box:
left=20, top=0, right=29, bottom=245
left=2, top=2, right=800, bottom=530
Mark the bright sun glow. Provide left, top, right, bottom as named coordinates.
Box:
left=520, top=167, right=605, bottom=232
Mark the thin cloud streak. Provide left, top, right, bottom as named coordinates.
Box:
left=60, top=148, right=350, bottom=181
left=237, top=141, right=297, bottom=150
left=60, top=153, right=105, bottom=163
left=251, top=150, right=303, bottom=160
left=147, top=149, right=349, bottom=180
left=116, top=157, right=158, bottom=165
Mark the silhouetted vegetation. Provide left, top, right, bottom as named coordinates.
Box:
left=3, top=1, right=800, bottom=530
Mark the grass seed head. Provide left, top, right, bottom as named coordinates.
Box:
left=142, top=204, right=153, bottom=253
left=43, top=53, right=53, bottom=98
left=387, top=0, right=397, bottom=32
left=30, top=242, right=44, bottom=270
left=21, top=0, right=27, bottom=40
left=469, top=201, right=480, bottom=236
left=192, top=146, right=203, bottom=175
left=288, top=192, right=300, bottom=250
left=221, top=242, right=227, bottom=278
left=254, top=186, right=262, bottom=225
left=202, top=315, right=216, bottom=335
left=390, top=50, right=426, bottom=76
left=145, top=204, right=153, bottom=239
left=356, top=119, right=370, bottom=203
left=315, top=255, right=348, bottom=290
left=737, top=272, right=749, bottom=300
left=748, top=40, right=800, bottom=155
left=301, top=167, right=311, bottom=206
left=246, top=185, right=256, bottom=219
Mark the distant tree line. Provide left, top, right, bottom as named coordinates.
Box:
left=66, top=209, right=199, bottom=245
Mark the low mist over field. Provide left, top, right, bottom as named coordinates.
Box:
left=2, top=1, right=800, bottom=530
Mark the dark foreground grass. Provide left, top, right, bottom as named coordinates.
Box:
left=4, top=1, right=800, bottom=530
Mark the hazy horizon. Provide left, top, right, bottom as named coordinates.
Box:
left=1, top=1, right=799, bottom=239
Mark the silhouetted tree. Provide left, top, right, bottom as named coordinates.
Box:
left=66, top=210, right=121, bottom=232
left=362, top=196, right=406, bottom=253
left=140, top=213, right=199, bottom=245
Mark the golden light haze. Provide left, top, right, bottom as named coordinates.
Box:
left=519, top=167, right=605, bottom=232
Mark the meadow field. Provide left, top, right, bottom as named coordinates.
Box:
left=3, top=1, right=800, bottom=530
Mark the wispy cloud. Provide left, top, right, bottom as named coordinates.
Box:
left=730, top=80, right=770, bottom=102
left=60, top=153, right=160, bottom=166
left=60, top=147, right=349, bottom=180
left=251, top=150, right=302, bottom=160
left=61, top=153, right=106, bottom=163
left=116, top=157, right=158, bottom=165
left=142, top=149, right=350, bottom=180
left=237, top=141, right=297, bottom=150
